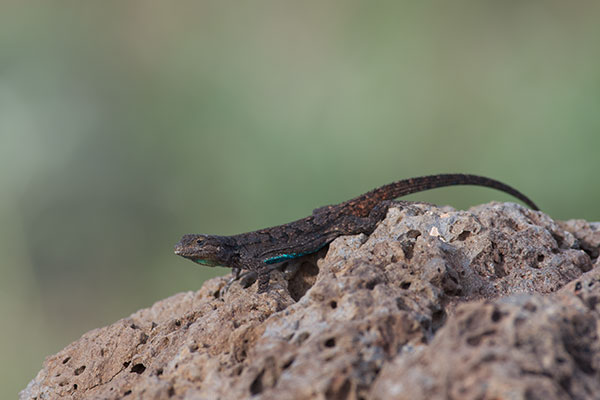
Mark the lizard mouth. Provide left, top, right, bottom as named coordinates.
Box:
left=174, top=248, right=219, bottom=267
left=173, top=246, right=187, bottom=257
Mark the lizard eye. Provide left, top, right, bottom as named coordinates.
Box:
left=196, top=239, right=204, bottom=245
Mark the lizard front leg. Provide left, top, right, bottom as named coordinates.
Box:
left=221, top=263, right=283, bottom=295
left=228, top=262, right=293, bottom=291
left=241, top=258, right=271, bottom=294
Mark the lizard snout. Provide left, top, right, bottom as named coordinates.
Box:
left=173, top=239, right=191, bottom=256
left=173, top=242, right=185, bottom=256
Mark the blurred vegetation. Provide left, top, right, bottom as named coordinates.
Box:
left=2, top=1, right=599, bottom=397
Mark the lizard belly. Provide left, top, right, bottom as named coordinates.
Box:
left=263, top=243, right=328, bottom=264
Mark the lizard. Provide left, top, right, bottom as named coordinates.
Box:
left=174, top=173, right=539, bottom=293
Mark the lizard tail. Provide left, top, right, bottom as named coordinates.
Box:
left=343, top=173, right=539, bottom=216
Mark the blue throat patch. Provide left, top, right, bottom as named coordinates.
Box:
left=194, top=258, right=219, bottom=267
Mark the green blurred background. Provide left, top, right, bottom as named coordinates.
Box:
left=3, top=1, right=599, bottom=396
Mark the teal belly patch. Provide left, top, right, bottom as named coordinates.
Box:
left=263, top=244, right=327, bottom=264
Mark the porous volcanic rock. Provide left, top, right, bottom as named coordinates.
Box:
left=21, top=202, right=600, bottom=400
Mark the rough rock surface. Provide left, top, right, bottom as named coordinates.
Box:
left=21, top=202, right=600, bottom=400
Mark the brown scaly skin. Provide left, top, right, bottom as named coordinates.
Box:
left=174, top=174, right=539, bottom=293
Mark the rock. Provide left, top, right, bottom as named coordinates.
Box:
left=20, top=202, right=600, bottom=400
left=558, top=219, right=600, bottom=260
left=371, top=272, right=600, bottom=400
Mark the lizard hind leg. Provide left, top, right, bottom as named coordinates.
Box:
left=257, top=268, right=271, bottom=294
left=365, top=200, right=396, bottom=225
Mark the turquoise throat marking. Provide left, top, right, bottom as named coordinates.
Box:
left=194, top=258, right=219, bottom=266
left=263, top=244, right=327, bottom=264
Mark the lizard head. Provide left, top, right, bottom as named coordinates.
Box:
left=174, top=234, right=233, bottom=267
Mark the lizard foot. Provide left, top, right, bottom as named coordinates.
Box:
left=219, top=268, right=242, bottom=297
left=257, top=271, right=270, bottom=294
left=220, top=263, right=285, bottom=295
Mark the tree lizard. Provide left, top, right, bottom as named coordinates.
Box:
left=174, top=174, right=539, bottom=293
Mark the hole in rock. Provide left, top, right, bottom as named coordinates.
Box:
left=551, top=232, right=565, bottom=248
left=466, top=329, right=496, bottom=346
left=296, top=332, right=310, bottom=344
left=282, top=357, right=295, bottom=370
left=491, top=309, right=503, bottom=322
left=139, top=333, right=148, bottom=345
left=457, top=231, right=471, bottom=241
left=324, top=338, right=336, bottom=348
left=395, top=297, right=408, bottom=311
left=559, top=376, right=572, bottom=393
left=288, top=261, right=320, bottom=302
left=131, top=363, right=146, bottom=374
left=325, top=377, right=351, bottom=400
left=74, top=366, right=86, bottom=376
left=234, top=365, right=244, bottom=376
left=407, top=230, right=421, bottom=239
left=401, top=242, right=415, bottom=260
left=431, top=309, right=447, bottom=332
left=250, top=369, right=265, bottom=395
left=588, top=296, right=599, bottom=309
